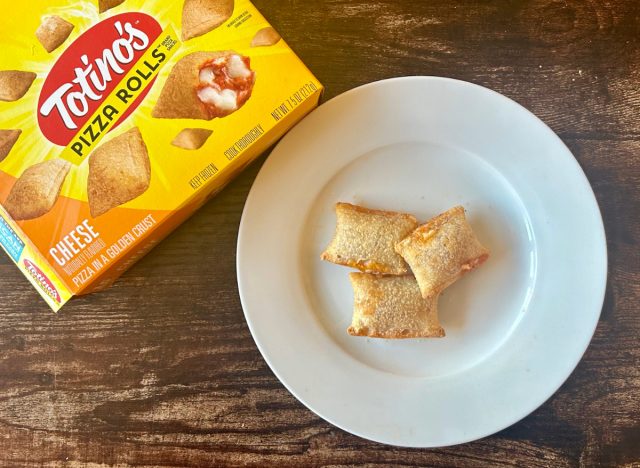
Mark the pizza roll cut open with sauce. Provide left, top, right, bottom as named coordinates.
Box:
left=395, top=206, right=489, bottom=298
left=87, top=127, right=151, bottom=218
left=0, top=71, right=37, bottom=102
left=3, top=159, right=71, bottom=221
left=36, top=16, right=74, bottom=53
left=0, top=129, right=22, bottom=163
left=182, top=0, right=234, bottom=41
left=251, top=27, right=281, bottom=47
left=98, top=0, right=125, bottom=13
left=321, top=202, right=418, bottom=275
left=348, top=273, right=445, bottom=339
left=152, top=51, right=255, bottom=120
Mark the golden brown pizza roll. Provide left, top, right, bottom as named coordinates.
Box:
left=395, top=206, right=489, bottom=298
left=87, top=127, right=151, bottom=217
left=152, top=51, right=255, bottom=120
left=3, top=159, right=71, bottom=221
left=0, top=71, right=37, bottom=102
left=181, top=0, right=234, bottom=41
left=348, top=273, right=444, bottom=338
left=321, top=202, right=418, bottom=275
left=36, top=16, right=74, bottom=53
left=0, top=129, right=21, bottom=163
left=250, top=27, right=281, bottom=47
left=171, top=128, right=213, bottom=150
left=98, top=0, right=125, bottom=13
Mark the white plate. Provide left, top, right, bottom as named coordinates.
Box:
left=236, top=77, right=607, bottom=447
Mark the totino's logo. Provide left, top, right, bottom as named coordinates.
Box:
left=23, top=259, right=61, bottom=304
left=37, top=13, right=163, bottom=146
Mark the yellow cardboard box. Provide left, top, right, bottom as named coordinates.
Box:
left=0, top=0, right=322, bottom=310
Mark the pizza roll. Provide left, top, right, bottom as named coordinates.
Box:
left=3, top=159, right=71, bottom=221
left=87, top=127, right=151, bottom=217
left=321, top=202, right=417, bottom=275
left=0, top=129, right=21, bottom=163
left=98, top=0, right=125, bottom=13
left=171, top=128, right=213, bottom=150
left=251, top=27, right=281, bottom=47
left=36, top=16, right=74, bottom=53
left=182, top=0, right=234, bottom=41
left=348, top=273, right=444, bottom=338
left=0, top=71, right=37, bottom=102
left=395, top=206, right=489, bottom=298
left=152, top=51, right=255, bottom=120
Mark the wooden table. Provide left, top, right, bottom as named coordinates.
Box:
left=1, top=1, right=639, bottom=466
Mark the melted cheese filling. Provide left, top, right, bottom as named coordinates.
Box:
left=197, top=55, right=253, bottom=113
left=197, top=86, right=238, bottom=112
left=226, top=54, right=252, bottom=79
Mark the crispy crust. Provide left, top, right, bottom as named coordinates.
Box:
left=0, top=129, right=22, bottom=163
left=152, top=51, right=234, bottom=120
left=98, top=0, right=125, bottom=13
left=347, top=273, right=445, bottom=338
left=181, top=0, right=234, bottom=41
left=395, top=206, right=489, bottom=298
left=3, top=159, right=71, bottom=220
left=0, top=71, right=37, bottom=102
left=36, top=16, right=74, bottom=53
left=321, top=202, right=417, bottom=275
left=87, top=127, right=151, bottom=217
left=171, top=128, right=213, bottom=150
left=250, top=27, right=281, bottom=47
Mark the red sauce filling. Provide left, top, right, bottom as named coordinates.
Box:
left=196, top=55, right=256, bottom=119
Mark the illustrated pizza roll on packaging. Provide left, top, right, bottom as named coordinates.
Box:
left=0, top=71, right=37, bottom=102
left=0, top=130, right=21, bottom=162
left=172, top=128, right=213, bottom=150
left=152, top=51, right=256, bottom=120
left=0, top=0, right=322, bottom=311
left=395, top=206, right=490, bottom=298
left=182, top=0, right=234, bottom=41
left=348, top=273, right=445, bottom=339
left=3, top=159, right=71, bottom=221
left=87, top=127, right=151, bottom=217
left=98, top=0, right=125, bottom=13
left=36, top=16, right=74, bottom=53
left=321, top=202, right=418, bottom=275
left=251, top=27, right=281, bottom=47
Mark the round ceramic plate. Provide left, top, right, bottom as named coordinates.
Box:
left=236, top=77, right=607, bottom=447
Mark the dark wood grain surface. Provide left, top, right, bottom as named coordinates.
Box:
left=1, top=0, right=639, bottom=466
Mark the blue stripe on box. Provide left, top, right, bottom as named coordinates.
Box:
left=0, top=217, right=25, bottom=262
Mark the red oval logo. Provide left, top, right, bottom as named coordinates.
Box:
left=23, top=259, right=61, bottom=303
left=38, top=13, right=162, bottom=146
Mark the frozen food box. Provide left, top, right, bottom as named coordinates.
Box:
left=0, top=0, right=322, bottom=311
